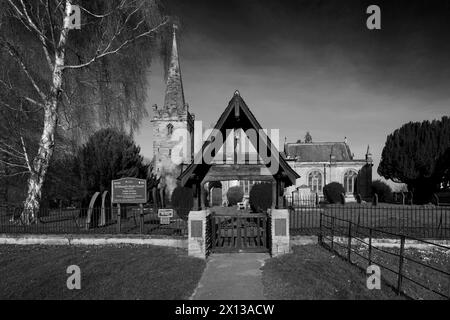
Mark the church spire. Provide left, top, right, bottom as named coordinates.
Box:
left=163, top=24, right=185, bottom=112
left=366, top=145, right=373, bottom=163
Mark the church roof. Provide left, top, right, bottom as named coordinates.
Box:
left=284, top=142, right=353, bottom=162
left=178, top=91, right=300, bottom=186
left=163, top=25, right=185, bottom=111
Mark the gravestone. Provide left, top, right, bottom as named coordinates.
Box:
left=297, top=186, right=314, bottom=207
left=86, top=192, right=101, bottom=229
left=432, top=193, right=439, bottom=206
left=100, top=191, right=111, bottom=226
left=372, top=193, right=378, bottom=206
left=340, top=193, right=346, bottom=205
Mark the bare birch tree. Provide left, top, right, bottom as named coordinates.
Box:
left=0, top=0, right=170, bottom=223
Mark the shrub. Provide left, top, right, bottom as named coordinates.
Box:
left=77, top=128, right=148, bottom=202
left=371, top=180, right=393, bottom=203
left=227, top=186, right=244, bottom=206
left=249, top=183, right=272, bottom=212
left=323, top=182, right=345, bottom=204
left=171, top=186, right=193, bottom=221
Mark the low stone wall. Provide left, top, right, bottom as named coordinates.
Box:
left=331, top=237, right=450, bottom=249
left=290, top=235, right=450, bottom=250
left=2, top=233, right=447, bottom=252
left=0, top=234, right=188, bottom=248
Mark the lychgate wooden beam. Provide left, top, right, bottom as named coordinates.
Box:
left=177, top=91, right=299, bottom=189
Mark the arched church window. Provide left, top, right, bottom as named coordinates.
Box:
left=344, top=170, right=358, bottom=194
left=308, top=171, right=322, bottom=193
left=167, top=123, right=173, bottom=135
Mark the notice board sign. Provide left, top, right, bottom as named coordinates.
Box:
left=158, top=209, right=173, bottom=225
left=111, top=178, right=147, bottom=204
left=158, top=209, right=174, bottom=218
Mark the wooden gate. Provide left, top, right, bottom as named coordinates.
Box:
left=209, top=213, right=270, bottom=253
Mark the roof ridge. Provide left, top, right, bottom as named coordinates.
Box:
left=287, top=141, right=346, bottom=145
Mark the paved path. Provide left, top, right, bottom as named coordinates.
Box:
left=191, top=253, right=269, bottom=300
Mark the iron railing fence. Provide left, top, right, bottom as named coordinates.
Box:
left=318, top=211, right=450, bottom=300
left=284, top=195, right=320, bottom=209
left=0, top=205, right=188, bottom=236
left=285, top=195, right=322, bottom=235
left=391, top=192, right=450, bottom=207
left=288, top=202, right=450, bottom=239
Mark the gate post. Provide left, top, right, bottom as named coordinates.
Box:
left=270, top=209, right=290, bottom=257
left=188, top=209, right=211, bottom=259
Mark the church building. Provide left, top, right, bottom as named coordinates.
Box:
left=151, top=26, right=373, bottom=204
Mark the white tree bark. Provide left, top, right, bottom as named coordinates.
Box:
left=2, top=0, right=168, bottom=223
left=22, top=1, right=71, bottom=223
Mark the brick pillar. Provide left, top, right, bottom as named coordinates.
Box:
left=188, top=209, right=211, bottom=259
left=271, top=181, right=277, bottom=209
left=192, top=184, right=199, bottom=210
left=270, top=209, right=290, bottom=256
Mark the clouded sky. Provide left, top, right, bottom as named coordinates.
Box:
left=135, top=0, right=450, bottom=186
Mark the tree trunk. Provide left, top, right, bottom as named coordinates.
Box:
left=22, top=98, right=59, bottom=223
left=21, top=1, right=70, bottom=224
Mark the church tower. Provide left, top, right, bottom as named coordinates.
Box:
left=151, top=25, right=194, bottom=196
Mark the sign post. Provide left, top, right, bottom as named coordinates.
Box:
left=139, top=203, right=144, bottom=234
left=111, top=178, right=147, bottom=234
left=117, top=203, right=121, bottom=233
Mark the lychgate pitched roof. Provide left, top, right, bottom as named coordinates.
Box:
left=178, top=91, right=299, bottom=186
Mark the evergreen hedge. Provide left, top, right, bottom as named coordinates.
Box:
left=323, top=182, right=345, bottom=204
left=171, top=186, right=193, bottom=221
left=249, top=183, right=272, bottom=212
left=227, top=186, right=244, bottom=206
left=371, top=180, right=393, bottom=203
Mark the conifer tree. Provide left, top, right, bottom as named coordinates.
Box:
left=378, top=116, right=450, bottom=203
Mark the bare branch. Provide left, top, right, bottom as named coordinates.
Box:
left=63, top=17, right=170, bottom=70
left=7, top=0, right=55, bottom=70
left=46, top=0, right=57, bottom=49
left=23, top=97, right=45, bottom=109
left=0, top=171, right=29, bottom=177
left=0, top=158, right=28, bottom=169
left=0, top=37, right=47, bottom=102
left=20, top=136, right=33, bottom=173
left=0, top=100, right=43, bottom=113
left=78, top=4, right=115, bottom=18
left=0, top=82, right=45, bottom=110
left=0, top=144, right=25, bottom=160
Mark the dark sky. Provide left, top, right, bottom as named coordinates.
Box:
left=135, top=0, right=450, bottom=185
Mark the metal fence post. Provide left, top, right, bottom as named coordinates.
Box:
left=318, top=210, right=323, bottom=245
left=368, top=228, right=373, bottom=266
left=139, top=204, right=144, bottom=234
left=397, top=235, right=405, bottom=295
left=447, top=266, right=450, bottom=300
left=117, top=204, right=121, bottom=234
left=347, top=221, right=352, bottom=263
left=437, top=209, right=443, bottom=239
left=331, top=216, right=335, bottom=250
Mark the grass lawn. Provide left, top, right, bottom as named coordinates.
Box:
left=0, top=244, right=205, bottom=300
left=262, top=244, right=403, bottom=300
left=344, top=244, right=450, bottom=300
